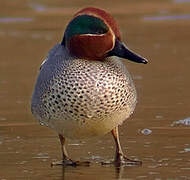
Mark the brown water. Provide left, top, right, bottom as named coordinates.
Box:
left=1, top=0, right=190, bottom=179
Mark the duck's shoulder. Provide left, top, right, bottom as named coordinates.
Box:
left=47, top=44, right=70, bottom=62
left=39, top=44, right=71, bottom=70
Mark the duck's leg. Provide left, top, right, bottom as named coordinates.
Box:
left=51, top=134, right=75, bottom=166
left=111, top=126, right=142, bottom=166
left=51, top=134, right=90, bottom=166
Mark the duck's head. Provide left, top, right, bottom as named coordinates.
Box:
left=61, top=7, right=148, bottom=64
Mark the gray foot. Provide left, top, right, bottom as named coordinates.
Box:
left=51, top=159, right=90, bottom=167
left=101, top=156, right=142, bottom=166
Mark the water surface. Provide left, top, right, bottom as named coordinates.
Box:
left=1, top=0, right=190, bottom=179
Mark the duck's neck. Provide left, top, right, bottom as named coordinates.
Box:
left=61, top=36, right=66, bottom=46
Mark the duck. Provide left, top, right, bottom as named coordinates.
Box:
left=31, top=7, right=148, bottom=167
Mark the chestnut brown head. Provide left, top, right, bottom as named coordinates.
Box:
left=62, top=7, right=148, bottom=64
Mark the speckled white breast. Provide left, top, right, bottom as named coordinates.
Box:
left=31, top=44, right=137, bottom=139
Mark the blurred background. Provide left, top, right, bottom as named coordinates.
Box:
left=0, top=0, right=190, bottom=179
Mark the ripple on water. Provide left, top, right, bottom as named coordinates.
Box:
left=143, top=157, right=155, bottom=162
left=32, top=152, right=49, bottom=159
left=180, top=167, right=190, bottom=170
left=28, top=3, right=46, bottom=12
left=0, top=117, right=6, bottom=121
left=174, top=0, right=190, bottom=3
left=175, top=158, right=183, bottom=161
left=133, top=75, right=143, bottom=80
left=163, top=145, right=177, bottom=149
left=0, top=17, right=33, bottom=23
left=0, top=29, right=54, bottom=41
left=143, top=14, right=190, bottom=21
left=178, top=147, right=190, bottom=154
left=155, top=115, right=163, bottom=119
left=140, top=128, right=152, bottom=135
left=68, top=143, right=82, bottom=146
left=171, top=117, right=190, bottom=126
left=84, top=155, right=104, bottom=163
left=148, top=171, right=160, bottom=175
left=136, top=176, right=148, bottom=179
left=184, top=148, right=190, bottom=152
left=144, top=141, right=151, bottom=148
left=158, top=158, right=169, bottom=163
left=17, top=161, right=27, bottom=165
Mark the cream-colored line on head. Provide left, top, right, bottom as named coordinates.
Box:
left=80, top=33, right=106, bottom=37
left=106, top=28, right=115, bottom=53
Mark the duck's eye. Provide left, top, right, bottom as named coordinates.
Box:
left=65, top=15, right=109, bottom=40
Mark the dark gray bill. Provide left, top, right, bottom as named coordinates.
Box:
left=108, top=38, right=148, bottom=64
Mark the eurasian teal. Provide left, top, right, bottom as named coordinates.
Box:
left=31, top=7, right=148, bottom=166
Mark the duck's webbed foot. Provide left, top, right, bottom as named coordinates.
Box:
left=114, top=153, right=142, bottom=166
left=52, top=134, right=90, bottom=167
left=51, top=158, right=90, bottom=167
left=101, top=127, right=142, bottom=167
left=101, top=154, right=141, bottom=166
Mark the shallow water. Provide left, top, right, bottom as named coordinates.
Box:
left=1, top=0, right=190, bottom=179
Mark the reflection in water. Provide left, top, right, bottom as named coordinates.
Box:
left=109, top=165, right=125, bottom=180
left=61, top=167, right=65, bottom=180
left=59, top=164, right=130, bottom=180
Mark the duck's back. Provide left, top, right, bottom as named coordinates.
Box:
left=31, top=44, right=137, bottom=139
